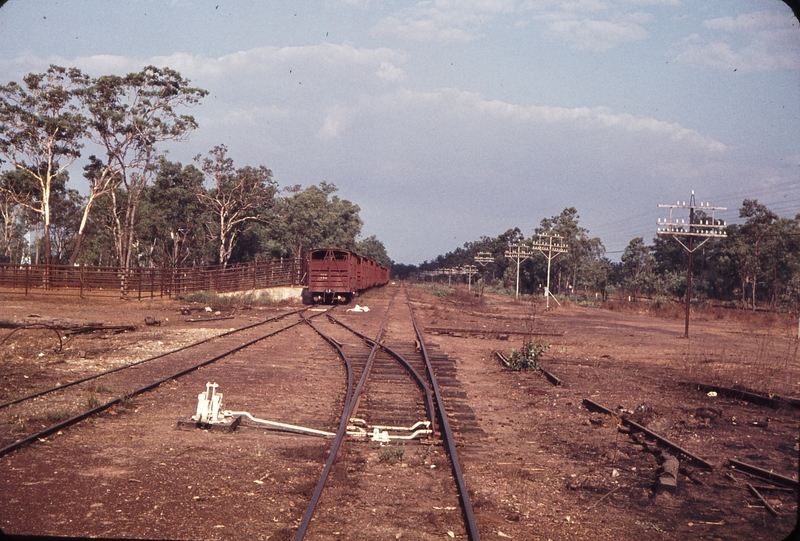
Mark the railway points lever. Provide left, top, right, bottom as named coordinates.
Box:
left=193, top=382, right=224, bottom=424
left=181, top=382, right=336, bottom=436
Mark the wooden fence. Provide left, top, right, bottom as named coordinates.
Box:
left=0, top=259, right=306, bottom=299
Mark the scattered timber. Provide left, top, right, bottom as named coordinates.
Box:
left=656, top=453, right=679, bottom=493
left=0, top=317, right=104, bottom=330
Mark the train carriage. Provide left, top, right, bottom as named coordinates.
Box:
left=307, top=248, right=390, bottom=304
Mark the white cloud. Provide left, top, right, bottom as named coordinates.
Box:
left=371, top=9, right=482, bottom=43
left=6, top=43, right=409, bottom=90
left=370, top=0, right=517, bottom=42
left=397, top=88, right=727, bottom=153
left=672, top=10, right=800, bottom=72
left=368, top=0, right=667, bottom=49
left=522, top=0, right=659, bottom=50
left=703, top=10, right=793, bottom=32
left=376, top=61, right=407, bottom=82
left=536, top=11, right=649, bottom=50
left=317, top=104, right=353, bottom=139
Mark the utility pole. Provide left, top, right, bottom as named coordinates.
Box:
left=474, top=252, right=493, bottom=296
left=657, top=190, right=727, bottom=338
left=531, top=233, right=568, bottom=310
left=462, top=264, right=478, bottom=291
left=505, top=242, right=532, bottom=300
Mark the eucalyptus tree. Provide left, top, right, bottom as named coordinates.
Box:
left=145, top=158, right=205, bottom=267
left=68, top=154, right=120, bottom=265
left=536, top=207, right=603, bottom=295
left=734, top=200, right=778, bottom=309
left=730, top=201, right=800, bottom=309
left=48, top=183, right=83, bottom=263
left=621, top=237, right=654, bottom=300
left=273, top=182, right=363, bottom=260
left=764, top=215, right=800, bottom=308
left=195, top=145, right=277, bottom=266
left=0, top=65, right=86, bottom=265
left=81, top=66, right=207, bottom=272
left=0, top=171, right=27, bottom=262
left=355, top=235, right=391, bottom=269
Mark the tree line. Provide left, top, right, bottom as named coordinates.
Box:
left=0, top=65, right=390, bottom=269
left=395, top=204, right=800, bottom=312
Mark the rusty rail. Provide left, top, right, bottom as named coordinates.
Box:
left=409, top=292, right=482, bottom=541
left=326, top=313, right=436, bottom=436
left=582, top=398, right=713, bottom=470
left=293, top=296, right=395, bottom=540
left=728, top=459, right=799, bottom=490
left=0, top=308, right=305, bottom=412
left=0, top=310, right=311, bottom=458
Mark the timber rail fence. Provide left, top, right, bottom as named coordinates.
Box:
left=0, top=259, right=306, bottom=299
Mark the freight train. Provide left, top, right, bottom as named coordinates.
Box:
left=307, top=248, right=390, bottom=304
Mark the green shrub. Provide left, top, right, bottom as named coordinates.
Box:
left=503, top=340, right=549, bottom=371
left=86, top=395, right=102, bottom=409
left=378, top=445, right=405, bottom=465
left=185, top=291, right=211, bottom=303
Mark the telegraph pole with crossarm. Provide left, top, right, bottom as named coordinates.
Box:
left=474, top=252, right=493, bottom=296
left=657, top=190, right=727, bottom=338
left=505, top=242, right=532, bottom=300
left=531, top=234, right=568, bottom=310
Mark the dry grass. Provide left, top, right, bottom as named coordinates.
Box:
left=599, top=299, right=800, bottom=398
left=682, top=327, right=799, bottom=398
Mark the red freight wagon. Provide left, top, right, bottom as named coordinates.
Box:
left=307, top=248, right=390, bottom=304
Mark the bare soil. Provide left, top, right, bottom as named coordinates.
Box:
left=0, top=285, right=797, bottom=540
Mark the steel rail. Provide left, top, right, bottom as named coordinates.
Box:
left=293, top=294, right=396, bottom=541
left=325, top=313, right=436, bottom=437
left=728, top=459, right=799, bottom=490
left=583, top=397, right=714, bottom=471
left=407, top=290, right=481, bottom=541
left=0, top=314, right=311, bottom=459
left=0, top=308, right=305, bottom=410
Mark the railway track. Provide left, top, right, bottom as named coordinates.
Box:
left=293, top=288, right=481, bottom=540
left=0, top=286, right=486, bottom=539
left=0, top=307, right=309, bottom=457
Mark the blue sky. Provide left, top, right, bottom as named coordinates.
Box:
left=0, top=0, right=797, bottom=264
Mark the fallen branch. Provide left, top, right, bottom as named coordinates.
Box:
left=185, top=315, right=235, bottom=323
left=0, top=317, right=103, bottom=330
left=0, top=325, right=63, bottom=352
left=586, top=485, right=621, bottom=511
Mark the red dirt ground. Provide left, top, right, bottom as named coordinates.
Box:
left=0, top=285, right=797, bottom=540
